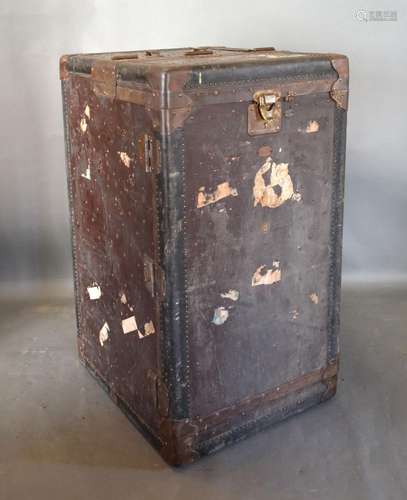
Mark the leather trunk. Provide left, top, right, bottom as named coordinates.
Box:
left=60, top=46, right=348, bottom=465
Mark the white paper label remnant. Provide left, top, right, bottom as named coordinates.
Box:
left=212, top=306, right=229, bottom=325
left=122, top=316, right=138, bottom=335
left=305, top=120, right=319, bottom=133
left=87, top=284, right=102, bottom=300
left=99, top=322, right=110, bottom=346
left=80, top=117, right=87, bottom=133
left=140, top=320, right=156, bottom=339
left=220, top=289, right=240, bottom=301
left=118, top=151, right=131, bottom=168
left=309, top=292, right=319, bottom=304
left=81, top=165, right=91, bottom=181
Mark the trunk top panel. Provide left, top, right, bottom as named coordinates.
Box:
left=60, top=47, right=348, bottom=111
left=63, top=47, right=329, bottom=71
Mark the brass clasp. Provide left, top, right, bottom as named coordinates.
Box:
left=254, top=91, right=280, bottom=123
left=248, top=90, right=282, bottom=135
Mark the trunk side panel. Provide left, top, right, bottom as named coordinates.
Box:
left=63, top=75, right=161, bottom=436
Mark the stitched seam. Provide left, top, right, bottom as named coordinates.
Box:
left=180, top=130, right=192, bottom=413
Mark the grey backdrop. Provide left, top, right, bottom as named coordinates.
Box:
left=1, top=0, right=406, bottom=298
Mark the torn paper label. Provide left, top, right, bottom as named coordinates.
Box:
left=99, top=322, right=109, bottom=346
left=253, top=157, right=301, bottom=208
left=87, top=284, right=101, bottom=300
left=81, top=164, right=91, bottom=180
left=305, top=120, right=319, bottom=133
left=118, top=151, right=131, bottom=168
left=122, top=316, right=138, bottom=335
left=220, top=289, right=240, bottom=301
left=80, top=117, right=87, bottom=133
left=252, top=263, right=281, bottom=287
left=197, top=182, right=238, bottom=208
left=142, top=320, right=156, bottom=339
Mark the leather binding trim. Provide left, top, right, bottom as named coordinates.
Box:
left=158, top=359, right=338, bottom=464
left=327, top=106, right=347, bottom=362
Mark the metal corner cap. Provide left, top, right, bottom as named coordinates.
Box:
left=329, top=54, right=349, bottom=110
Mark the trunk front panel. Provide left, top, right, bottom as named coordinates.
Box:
left=182, top=94, right=339, bottom=417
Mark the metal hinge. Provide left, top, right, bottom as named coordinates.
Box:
left=143, top=134, right=161, bottom=173
left=143, top=254, right=166, bottom=298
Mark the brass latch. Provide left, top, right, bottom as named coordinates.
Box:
left=255, top=92, right=279, bottom=122
left=248, top=90, right=282, bottom=135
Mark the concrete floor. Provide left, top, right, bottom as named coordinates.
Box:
left=1, top=284, right=406, bottom=500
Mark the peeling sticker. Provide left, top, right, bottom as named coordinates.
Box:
left=122, top=316, right=138, bottom=335
left=306, top=120, right=319, bottom=133
left=309, top=293, right=319, bottom=304
left=197, top=182, right=238, bottom=208
left=212, top=307, right=229, bottom=325
left=80, top=117, right=87, bottom=133
left=221, top=289, right=240, bottom=301
left=253, top=157, right=300, bottom=209
left=118, top=151, right=131, bottom=168
left=120, top=293, right=127, bottom=304
left=252, top=263, right=281, bottom=287
left=99, top=322, right=109, bottom=346
left=84, top=105, right=91, bottom=119
left=142, top=320, right=156, bottom=338
left=87, top=284, right=101, bottom=300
